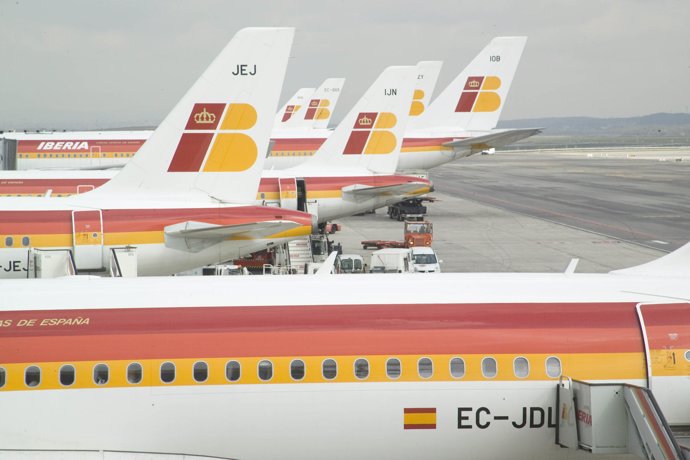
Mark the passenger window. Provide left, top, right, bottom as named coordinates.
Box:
left=685, top=350, right=690, bottom=362
left=546, top=356, right=562, bottom=378
left=450, top=357, right=465, bottom=378
left=60, top=364, right=75, bottom=386
left=0, top=367, right=6, bottom=388
left=418, top=357, right=433, bottom=379
left=226, top=361, right=241, bottom=382
left=513, top=357, right=529, bottom=378
left=5, top=236, right=13, bottom=247
left=258, top=360, right=273, bottom=381
left=94, top=363, right=109, bottom=385
left=322, top=359, right=337, bottom=380
left=481, top=357, right=497, bottom=378
left=160, top=362, right=175, bottom=383
left=193, top=361, right=208, bottom=383
left=354, top=358, right=369, bottom=379
left=386, top=358, right=401, bottom=379
left=290, top=359, right=305, bottom=380
left=127, top=363, right=143, bottom=384
left=21, top=236, right=29, bottom=247
left=25, top=365, right=40, bottom=387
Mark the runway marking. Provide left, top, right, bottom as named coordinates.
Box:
left=650, top=240, right=670, bottom=245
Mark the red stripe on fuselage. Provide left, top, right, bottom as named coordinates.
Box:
left=0, top=303, right=646, bottom=362
left=269, top=137, right=459, bottom=152
left=257, top=176, right=430, bottom=193
left=270, top=138, right=325, bottom=152
left=0, top=207, right=312, bottom=235
left=401, top=137, right=457, bottom=148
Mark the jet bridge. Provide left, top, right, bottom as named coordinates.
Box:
left=556, top=378, right=689, bottom=459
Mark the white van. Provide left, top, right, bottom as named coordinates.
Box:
left=370, top=248, right=415, bottom=273
left=410, top=247, right=441, bottom=273
left=339, top=254, right=365, bottom=274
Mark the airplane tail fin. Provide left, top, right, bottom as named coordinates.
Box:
left=299, top=66, right=416, bottom=175
left=410, top=61, right=443, bottom=118
left=308, top=77, right=346, bottom=129
left=274, top=88, right=315, bottom=129
left=92, top=27, right=294, bottom=204
left=409, top=37, right=527, bottom=132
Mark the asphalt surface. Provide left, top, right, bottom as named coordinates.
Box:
left=336, top=147, right=689, bottom=273
left=430, top=149, right=690, bottom=252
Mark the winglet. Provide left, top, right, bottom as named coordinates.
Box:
left=299, top=66, right=416, bottom=174
left=315, top=251, right=340, bottom=275
left=409, top=37, right=527, bottom=131
left=92, top=27, right=294, bottom=204
left=611, top=243, right=690, bottom=277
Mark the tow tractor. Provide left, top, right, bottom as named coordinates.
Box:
left=387, top=197, right=436, bottom=221
left=361, top=220, right=433, bottom=250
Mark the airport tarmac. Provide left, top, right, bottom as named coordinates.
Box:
left=335, top=148, right=690, bottom=273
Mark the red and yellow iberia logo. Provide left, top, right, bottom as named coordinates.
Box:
left=455, top=76, right=501, bottom=113
left=304, top=99, right=331, bottom=121
left=281, top=104, right=301, bottom=122
left=168, top=103, right=258, bottom=172
left=343, top=112, right=397, bottom=155
left=409, top=89, right=426, bottom=116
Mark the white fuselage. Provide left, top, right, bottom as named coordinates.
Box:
left=0, top=273, right=688, bottom=458
left=0, top=193, right=312, bottom=277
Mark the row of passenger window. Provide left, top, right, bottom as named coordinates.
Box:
left=3, top=236, right=30, bottom=247
left=0, top=356, right=563, bottom=389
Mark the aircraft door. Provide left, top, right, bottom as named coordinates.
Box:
left=278, top=178, right=298, bottom=210
left=71, top=209, right=104, bottom=270
left=636, top=302, right=690, bottom=426
left=90, top=145, right=101, bottom=167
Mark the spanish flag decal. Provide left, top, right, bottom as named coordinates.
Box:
left=403, top=408, right=437, bottom=430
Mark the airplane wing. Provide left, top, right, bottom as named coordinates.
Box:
left=342, top=182, right=431, bottom=201
left=443, top=128, right=542, bottom=158
left=165, top=220, right=303, bottom=252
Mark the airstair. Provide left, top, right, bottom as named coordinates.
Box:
left=23, top=246, right=138, bottom=278
left=556, top=378, right=689, bottom=459
left=286, top=237, right=314, bottom=274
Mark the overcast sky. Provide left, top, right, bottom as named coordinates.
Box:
left=1, top=0, right=689, bottom=130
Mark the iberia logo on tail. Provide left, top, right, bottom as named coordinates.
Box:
left=281, top=105, right=302, bottom=122
left=409, top=90, right=426, bottom=116
left=168, top=103, right=258, bottom=172
left=342, top=112, right=397, bottom=155
left=304, top=99, right=331, bottom=120
left=455, top=76, right=502, bottom=112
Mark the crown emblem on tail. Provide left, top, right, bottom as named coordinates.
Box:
left=358, top=115, right=373, bottom=126
left=468, top=80, right=481, bottom=89
left=194, top=107, right=217, bottom=124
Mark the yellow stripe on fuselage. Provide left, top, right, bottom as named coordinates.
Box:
left=0, top=352, right=647, bottom=392
left=2, top=226, right=312, bottom=250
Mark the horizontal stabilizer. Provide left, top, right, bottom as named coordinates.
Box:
left=611, top=242, right=690, bottom=277
left=165, top=220, right=302, bottom=252
left=342, top=182, right=430, bottom=201
left=443, top=128, right=542, bottom=158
